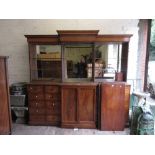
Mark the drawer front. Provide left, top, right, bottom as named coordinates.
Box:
left=29, top=115, right=45, bottom=122
left=27, top=85, right=44, bottom=94
left=46, top=101, right=60, bottom=108
left=28, top=94, right=44, bottom=100
left=29, top=108, right=45, bottom=115
left=29, top=101, right=45, bottom=108
left=46, top=115, right=60, bottom=122
left=45, top=93, right=60, bottom=101
left=45, top=86, right=60, bottom=93
left=46, top=106, right=60, bottom=115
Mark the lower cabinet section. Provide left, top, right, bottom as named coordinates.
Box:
left=61, top=84, right=97, bottom=129
left=27, top=84, right=61, bottom=126
left=27, top=82, right=130, bottom=131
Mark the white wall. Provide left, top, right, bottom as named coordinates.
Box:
left=0, top=19, right=139, bottom=84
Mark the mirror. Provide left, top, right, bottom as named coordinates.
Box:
left=94, top=43, right=122, bottom=80
left=64, top=44, right=93, bottom=81
left=35, top=45, right=61, bottom=79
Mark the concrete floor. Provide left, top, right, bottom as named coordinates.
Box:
left=11, top=123, right=130, bottom=135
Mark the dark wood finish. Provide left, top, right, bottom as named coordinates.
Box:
left=61, top=45, right=65, bottom=82
left=125, top=85, right=131, bottom=123
left=27, top=84, right=61, bottom=125
left=25, top=35, right=59, bottom=44
left=96, top=35, right=132, bottom=42
left=61, top=88, right=77, bottom=123
left=100, top=82, right=130, bottom=131
left=61, top=84, right=97, bottom=128
left=25, top=30, right=132, bottom=130
left=78, top=88, right=96, bottom=122
left=0, top=57, right=12, bottom=134
left=121, top=42, right=129, bottom=81
left=29, top=44, right=37, bottom=80
left=44, top=85, right=61, bottom=124
left=57, top=30, right=99, bottom=43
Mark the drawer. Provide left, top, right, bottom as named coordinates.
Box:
left=46, top=101, right=60, bottom=108
left=45, top=86, right=60, bottom=93
left=29, top=115, right=45, bottom=122
left=46, top=106, right=60, bottom=115
left=46, top=115, right=60, bottom=122
left=45, top=93, right=60, bottom=101
left=27, top=85, right=43, bottom=94
left=29, top=108, right=45, bottom=115
left=29, top=101, right=45, bottom=108
left=28, top=93, right=44, bottom=100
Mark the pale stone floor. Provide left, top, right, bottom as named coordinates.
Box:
left=11, top=123, right=130, bottom=135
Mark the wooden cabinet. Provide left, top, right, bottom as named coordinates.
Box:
left=27, top=84, right=61, bottom=125
left=100, top=82, right=130, bottom=131
left=0, top=56, right=12, bottom=134
left=61, top=84, right=97, bottom=128
left=25, top=31, right=132, bottom=130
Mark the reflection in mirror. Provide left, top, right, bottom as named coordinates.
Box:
left=64, top=44, right=93, bottom=81
left=94, top=44, right=122, bottom=80
left=35, top=45, right=61, bottom=79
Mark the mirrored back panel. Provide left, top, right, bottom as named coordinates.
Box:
left=63, top=44, right=93, bottom=82
left=31, top=45, right=62, bottom=80
left=94, top=43, right=122, bottom=81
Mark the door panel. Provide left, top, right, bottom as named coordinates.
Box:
left=78, top=88, right=95, bottom=122
left=61, top=87, right=77, bottom=122
left=101, top=83, right=125, bottom=131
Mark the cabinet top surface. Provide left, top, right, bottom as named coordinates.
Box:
left=28, top=80, right=98, bottom=86
left=27, top=80, right=130, bottom=86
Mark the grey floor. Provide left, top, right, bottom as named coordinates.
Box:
left=11, top=123, right=130, bottom=135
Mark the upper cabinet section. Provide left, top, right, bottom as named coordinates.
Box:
left=28, top=44, right=62, bottom=81
left=25, top=30, right=132, bottom=82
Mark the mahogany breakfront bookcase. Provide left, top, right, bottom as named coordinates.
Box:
left=25, top=30, right=132, bottom=131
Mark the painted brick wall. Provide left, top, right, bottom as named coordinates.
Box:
left=0, top=19, right=139, bottom=85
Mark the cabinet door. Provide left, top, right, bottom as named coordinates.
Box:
left=61, top=87, right=77, bottom=123
left=78, top=87, right=96, bottom=124
left=101, top=83, right=125, bottom=131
